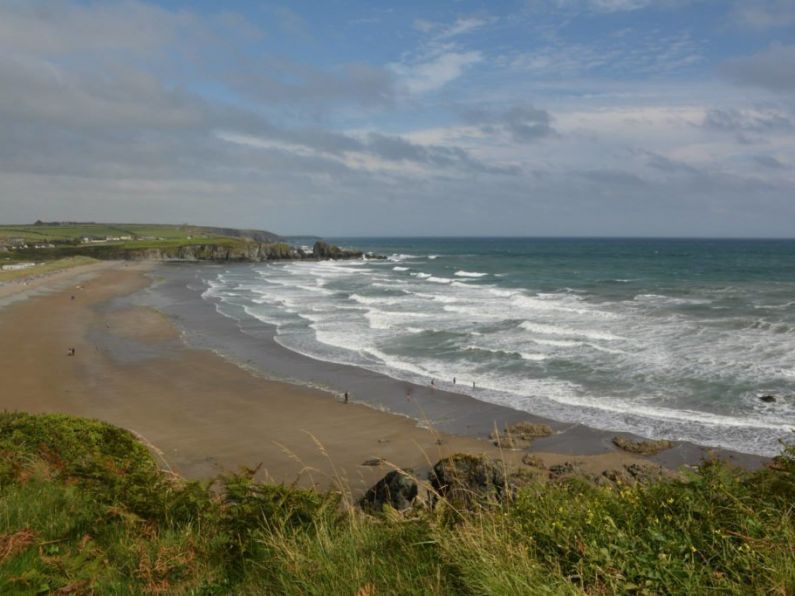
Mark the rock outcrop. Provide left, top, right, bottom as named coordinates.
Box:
left=429, top=454, right=507, bottom=507
left=490, top=421, right=553, bottom=449
left=359, top=470, right=418, bottom=513
left=312, top=241, right=364, bottom=260
left=612, top=436, right=673, bottom=456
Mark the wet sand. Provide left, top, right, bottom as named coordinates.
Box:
left=0, top=263, right=763, bottom=498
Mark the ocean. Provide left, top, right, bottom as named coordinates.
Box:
left=200, top=238, right=795, bottom=456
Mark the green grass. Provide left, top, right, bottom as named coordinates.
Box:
left=0, top=223, right=216, bottom=243
left=0, top=257, right=98, bottom=282
left=1, top=412, right=793, bottom=594
left=4, top=236, right=252, bottom=263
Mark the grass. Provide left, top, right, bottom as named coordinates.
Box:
left=0, top=256, right=97, bottom=282
left=1, top=412, right=793, bottom=594
left=5, top=236, right=252, bottom=263
left=0, top=223, right=218, bottom=243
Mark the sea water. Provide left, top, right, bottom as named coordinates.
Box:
left=201, top=238, right=795, bottom=456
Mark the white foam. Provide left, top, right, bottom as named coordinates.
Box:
left=204, top=259, right=795, bottom=457
left=519, top=321, right=625, bottom=341
left=634, top=294, right=710, bottom=306
left=413, top=292, right=458, bottom=303
left=349, top=293, right=400, bottom=306
left=520, top=352, right=549, bottom=361
left=455, top=270, right=488, bottom=278
left=489, top=288, right=519, bottom=298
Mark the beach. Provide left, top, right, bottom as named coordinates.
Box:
left=0, top=261, right=765, bottom=497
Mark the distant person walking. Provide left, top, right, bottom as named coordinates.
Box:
left=472, top=381, right=476, bottom=389
left=453, top=377, right=456, bottom=385
left=343, top=392, right=349, bottom=404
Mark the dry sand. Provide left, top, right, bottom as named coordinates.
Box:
left=0, top=262, right=653, bottom=496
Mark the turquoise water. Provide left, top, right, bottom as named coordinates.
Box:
left=202, top=238, right=795, bottom=456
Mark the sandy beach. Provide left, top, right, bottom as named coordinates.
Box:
left=0, top=262, right=762, bottom=497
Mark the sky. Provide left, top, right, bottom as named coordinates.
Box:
left=1, top=0, right=794, bottom=237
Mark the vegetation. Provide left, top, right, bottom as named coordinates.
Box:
left=0, top=223, right=285, bottom=264
left=0, top=222, right=279, bottom=244
left=0, top=257, right=97, bottom=282
left=1, top=412, right=793, bottom=594
left=0, top=223, right=213, bottom=243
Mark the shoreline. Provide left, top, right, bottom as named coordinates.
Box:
left=0, top=261, right=769, bottom=501
left=0, top=261, right=666, bottom=497
left=140, top=262, right=768, bottom=470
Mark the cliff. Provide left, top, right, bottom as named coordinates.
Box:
left=88, top=240, right=368, bottom=262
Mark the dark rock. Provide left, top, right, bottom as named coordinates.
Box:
left=597, top=468, right=630, bottom=486
left=612, top=436, right=673, bottom=455
left=429, top=454, right=506, bottom=506
left=548, top=462, right=580, bottom=480
left=521, top=454, right=546, bottom=469
left=759, top=394, right=776, bottom=403
left=359, top=469, right=418, bottom=513
left=506, top=421, right=553, bottom=440
left=490, top=421, right=553, bottom=449
left=624, top=462, right=663, bottom=483
left=312, top=240, right=363, bottom=260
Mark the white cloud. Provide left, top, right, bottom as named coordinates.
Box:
left=438, top=17, right=490, bottom=39
left=412, top=15, right=490, bottom=38
left=506, top=32, right=702, bottom=77
left=393, top=51, right=483, bottom=94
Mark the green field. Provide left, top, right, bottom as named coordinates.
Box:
left=1, top=412, right=792, bottom=594
left=0, top=222, right=286, bottom=263
left=0, top=223, right=227, bottom=244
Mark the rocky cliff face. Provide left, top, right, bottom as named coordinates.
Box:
left=120, top=241, right=368, bottom=262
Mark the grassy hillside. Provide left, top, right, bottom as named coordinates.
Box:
left=0, top=222, right=291, bottom=264
left=0, top=223, right=281, bottom=245
left=1, top=412, right=792, bottom=593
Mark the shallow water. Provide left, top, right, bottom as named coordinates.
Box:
left=200, top=238, right=795, bottom=456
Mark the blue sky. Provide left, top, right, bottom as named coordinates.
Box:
left=1, top=0, right=794, bottom=236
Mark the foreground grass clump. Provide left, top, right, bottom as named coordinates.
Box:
left=1, top=412, right=793, bottom=593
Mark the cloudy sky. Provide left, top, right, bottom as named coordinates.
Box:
left=1, top=0, right=794, bottom=236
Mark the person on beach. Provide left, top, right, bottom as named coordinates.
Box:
left=453, top=377, right=456, bottom=385
left=472, top=381, right=475, bottom=389
left=344, top=391, right=349, bottom=404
